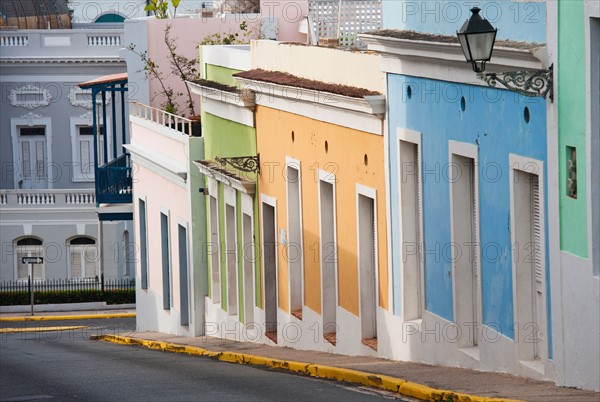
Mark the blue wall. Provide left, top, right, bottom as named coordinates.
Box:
left=387, top=74, right=550, bottom=342
left=382, top=0, right=546, bottom=43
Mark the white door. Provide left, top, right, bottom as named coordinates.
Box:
left=18, top=127, right=47, bottom=189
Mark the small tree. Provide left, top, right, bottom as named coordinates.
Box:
left=164, top=25, right=202, bottom=117
left=127, top=43, right=179, bottom=115
left=198, top=21, right=251, bottom=46
left=144, top=0, right=181, bottom=19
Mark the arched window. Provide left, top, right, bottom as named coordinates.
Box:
left=15, top=237, right=43, bottom=281
left=94, top=13, right=125, bottom=23
left=68, top=236, right=98, bottom=280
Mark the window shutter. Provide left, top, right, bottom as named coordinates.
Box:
left=21, top=142, right=31, bottom=177
left=35, top=141, right=45, bottom=179
left=80, top=140, right=91, bottom=175
left=84, top=246, right=98, bottom=278
left=17, top=250, right=29, bottom=280
left=532, top=177, right=543, bottom=289
left=71, top=247, right=82, bottom=278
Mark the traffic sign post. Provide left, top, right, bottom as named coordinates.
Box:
left=22, top=257, right=43, bottom=316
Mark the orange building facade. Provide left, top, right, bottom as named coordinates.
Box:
left=235, top=45, right=388, bottom=354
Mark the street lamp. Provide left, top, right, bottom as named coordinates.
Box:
left=456, top=7, right=497, bottom=73
left=457, top=7, right=553, bottom=101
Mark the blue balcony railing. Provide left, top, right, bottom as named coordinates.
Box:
left=96, top=153, right=132, bottom=204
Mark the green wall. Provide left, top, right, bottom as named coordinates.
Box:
left=205, top=64, right=243, bottom=87
left=203, top=112, right=261, bottom=316
left=558, top=1, right=588, bottom=257
left=203, top=113, right=257, bottom=173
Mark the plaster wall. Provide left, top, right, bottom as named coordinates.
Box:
left=259, top=0, right=308, bottom=42
left=145, top=15, right=261, bottom=115
left=0, top=219, right=129, bottom=281
left=250, top=40, right=385, bottom=93
left=548, top=0, right=600, bottom=391
left=387, top=74, right=549, bottom=340
left=0, top=63, right=126, bottom=190
left=382, top=0, right=546, bottom=43
left=256, top=106, right=388, bottom=317
left=130, top=121, right=205, bottom=336
left=558, top=2, right=588, bottom=257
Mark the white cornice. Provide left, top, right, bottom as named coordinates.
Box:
left=233, top=77, right=385, bottom=135
left=235, top=77, right=385, bottom=116
left=193, top=161, right=256, bottom=195
left=187, top=81, right=256, bottom=109
left=359, top=34, right=547, bottom=85
left=360, top=34, right=545, bottom=70
left=124, top=143, right=187, bottom=187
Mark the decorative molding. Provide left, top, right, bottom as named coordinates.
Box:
left=19, top=112, right=43, bottom=126
left=478, top=64, right=553, bottom=101
left=78, top=111, right=94, bottom=125
left=10, top=85, right=52, bottom=109
left=69, top=87, right=111, bottom=109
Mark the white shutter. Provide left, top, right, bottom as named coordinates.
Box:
left=531, top=177, right=543, bottom=288
left=35, top=141, right=45, bottom=179
left=17, top=249, right=29, bottom=280
left=70, top=247, right=82, bottom=278
left=21, top=142, right=31, bottom=177
left=80, top=140, right=91, bottom=175
left=84, top=246, right=98, bottom=278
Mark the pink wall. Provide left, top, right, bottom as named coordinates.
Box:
left=147, top=16, right=261, bottom=116
left=260, top=0, right=308, bottom=42
left=131, top=120, right=191, bottom=333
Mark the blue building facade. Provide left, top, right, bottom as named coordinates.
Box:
left=366, top=0, right=553, bottom=380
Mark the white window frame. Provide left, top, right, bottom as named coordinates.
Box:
left=69, top=116, right=111, bottom=182
left=11, top=116, right=53, bottom=189
left=285, top=156, right=305, bottom=317
left=241, top=192, right=256, bottom=325
left=260, top=193, right=279, bottom=332
left=160, top=206, right=173, bottom=309
left=317, top=169, right=338, bottom=336
left=356, top=184, right=379, bottom=340
left=509, top=153, right=548, bottom=362
left=14, top=238, right=45, bottom=282
left=397, top=127, right=425, bottom=322
left=67, top=237, right=99, bottom=281
left=208, top=178, right=221, bottom=303
left=448, top=140, right=482, bottom=349
left=224, top=185, right=239, bottom=317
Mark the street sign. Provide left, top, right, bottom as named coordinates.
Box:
left=22, top=257, right=43, bottom=264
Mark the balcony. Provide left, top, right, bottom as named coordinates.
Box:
left=0, top=29, right=124, bottom=60
left=0, top=189, right=96, bottom=208
left=96, top=153, right=132, bottom=205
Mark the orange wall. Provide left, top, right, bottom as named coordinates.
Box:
left=257, top=106, right=388, bottom=317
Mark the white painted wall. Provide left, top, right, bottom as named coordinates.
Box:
left=250, top=40, right=386, bottom=93
left=131, top=119, right=201, bottom=336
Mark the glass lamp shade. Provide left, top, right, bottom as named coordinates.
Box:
left=457, top=7, right=497, bottom=72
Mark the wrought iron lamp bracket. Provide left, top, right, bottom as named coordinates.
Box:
left=215, top=154, right=260, bottom=174
left=477, top=64, right=554, bottom=102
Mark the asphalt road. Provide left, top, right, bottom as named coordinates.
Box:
left=0, top=318, right=408, bottom=401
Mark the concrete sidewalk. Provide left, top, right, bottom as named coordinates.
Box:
left=96, top=331, right=599, bottom=402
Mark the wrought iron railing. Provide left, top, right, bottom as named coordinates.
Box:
left=0, top=277, right=135, bottom=306
left=96, top=154, right=132, bottom=204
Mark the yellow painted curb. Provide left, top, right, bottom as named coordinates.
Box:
left=0, top=325, right=88, bottom=333
left=0, top=313, right=135, bottom=322
left=92, top=334, right=524, bottom=402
